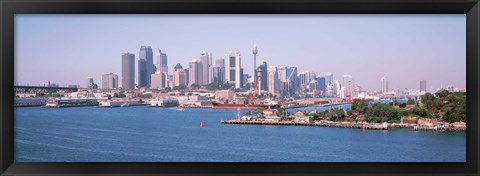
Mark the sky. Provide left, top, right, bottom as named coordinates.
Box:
left=14, top=14, right=466, bottom=91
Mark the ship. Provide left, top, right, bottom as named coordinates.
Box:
left=148, top=99, right=180, bottom=108
left=97, top=98, right=143, bottom=108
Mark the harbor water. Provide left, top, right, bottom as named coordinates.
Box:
left=14, top=105, right=466, bottom=162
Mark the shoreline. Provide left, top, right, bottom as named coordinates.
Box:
left=220, top=119, right=466, bottom=132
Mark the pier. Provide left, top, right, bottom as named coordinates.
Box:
left=220, top=120, right=388, bottom=130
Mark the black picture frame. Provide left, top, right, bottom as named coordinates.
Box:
left=1, top=0, right=479, bottom=175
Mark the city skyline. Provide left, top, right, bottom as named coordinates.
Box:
left=15, top=14, right=466, bottom=91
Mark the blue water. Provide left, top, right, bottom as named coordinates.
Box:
left=14, top=106, right=466, bottom=162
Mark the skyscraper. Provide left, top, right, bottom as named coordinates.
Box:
left=420, top=80, right=427, bottom=92
left=151, top=71, right=167, bottom=89
left=213, top=58, right=225, bottom=85
left=315, top=77, right=326, bottom=96
left=285, top=66, right=299, bottom=95
left=156, top=49, right=168, bottom=74
left=342, top=75, right=353, bottom=100
left=226, top=51, right=242, bottom=88
left=188, top=59, right=203, bottom=86
left=381, top=76, right=389, bottom=93
left=256, top=61, right=268, bottom=91
left=102, top=73, right=118, bottom=89
left=139, top=46, right=154, bottom=86
left=174, top=69, right=187, bottom=87
left=268, top=66, right=280, bottom=94
left=299, top=71, right=316, bottom=87
left=86, top=77, right=94, bottom=88
left=137, top=59, right=147, bottom=88
left=325, top=72, right=333, bottom=85
left=121, top=53, right=135, bottom=89
left=200, top=52, right=212, bottom=85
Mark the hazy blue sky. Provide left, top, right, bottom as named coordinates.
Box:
left=15, top=14, right=466, bottom=91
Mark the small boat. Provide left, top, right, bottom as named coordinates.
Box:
left=200, top=121, right=205, bottom=128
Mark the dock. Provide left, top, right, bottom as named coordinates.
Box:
left=220, top=120, right=388, bottom=130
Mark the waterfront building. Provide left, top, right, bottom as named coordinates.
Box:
left=268, top=66, right=280, bottom=94
left=200, top=52, right=212, bottom=85
left=215, top=90, right=235, bottom=102
left=226, top=51, right=242, bottom=88
left=68, top=85, right=80, bottom=88
left=174, top=68, right=187, bottom=87
left=121, top=52, right=135, bottom=90
left=420, top=80, right=427, bottom=92
left=139, top=46, right=155, bottom=87
left=151, top=71, right=167, bottom=89
left=188, top=59, right=203, bottom=86
left=213, top=59, right=225, bottom=85
left=137, top=59, right=147, bottom=88
left=156, top=49, right=168, bottom=74
left=102, top=73, right=118, bottom=89
left=256, top=61, right=268, bottom=91
left=381, top=76, right=389, bottom=93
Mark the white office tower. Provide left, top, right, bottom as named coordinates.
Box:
left=299, top=70, right=316, bottom=87
left=200, top=52, right=212, bottom=85
left=156, top=49, right=168, bottom=74
left=381, top=76, right=389, bottom=93
left=226, top=51, right=242, bottom=88
left=268, top=66, right=280, bottom=94
left=102, top=73, right=118, bottom=89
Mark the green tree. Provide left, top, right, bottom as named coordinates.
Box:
left=399, top=103, right=407, bottom=108
left=190, top=84, right=201, bottom=90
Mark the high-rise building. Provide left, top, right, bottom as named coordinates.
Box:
left=342, top=75, right=353, bottom=99
left=137, top=59, right=147, bottom=88
left=226, top=51, right=242, bottom=88
left=188, top=59, right=203, bottom=86
left=156, top=49, right=168, bottom=74
left=447, top=85, right=454, bottom=92
left=299, top=71, right=316, bottom=88
left=173, top=64, right=186, bottom=87
left=213, top=58, right=225, bottom=85
left=151, top=71, right=167, bottom=89
left=381, top=76, right=389, bottom=93
left=121, top=53, right=135, bottom=89
left=420, top=80, right=427, bottom=92
left=174, top=63, right=183, bottom=71
left=86, top=77, right=94, bottom=88
left=325, top=72, right=333, bottom=85
left=315, top=77, right=326, bottom=96
left=277, top=66, right=287, bottom=82
left=102, top=73, right=118, bottom=89
left=200, top=52, right=212, bottom=85
left=256, top=61, right=268, bottom=91
left=139, top=46, right=154, bottom=87
left=285, top=66, right=299, bottom=95
left=268, top=66, right=280, bottom=94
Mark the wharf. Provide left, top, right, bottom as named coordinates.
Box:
left=220, top=120, right=388, bottom=130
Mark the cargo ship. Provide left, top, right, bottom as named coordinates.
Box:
left=148, top=99, right=180, bottom=108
